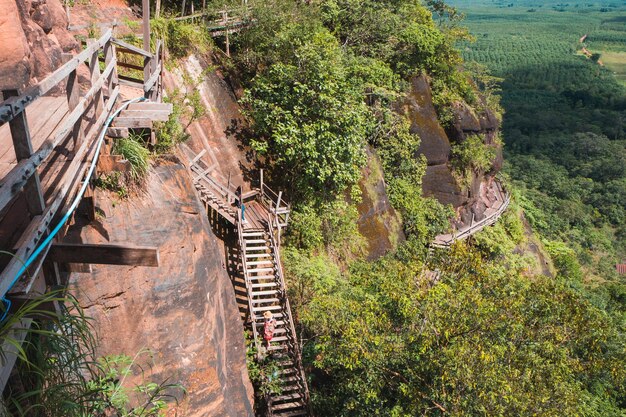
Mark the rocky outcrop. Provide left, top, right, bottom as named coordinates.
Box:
left=402, top=74, right=503, bottom=227
left=68, top=161, right=254, bottom=417
left=0, top=0, right=78, bottom=92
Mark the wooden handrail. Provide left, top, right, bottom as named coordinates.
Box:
left=0, top=29, right=113, bottom=125
left=266, top=213, right=311, bottom=406
left=236, top=209, right=262, bottom=354
left=433, top=180, right=511, bottom=247
left=0, top=59, right=116, bottom=213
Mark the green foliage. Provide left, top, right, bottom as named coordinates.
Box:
left=544, top=239, right=584, bottom=283
left=2, top=292, right=185, bottom=416
left=242, top=27, right=370, bottom=199
left=244, top=332, right=283, bottom=399
left=451, top=134, right=496, bottom=187
left=151, top=17, right=213, bottom=59
left=286, top=198, right=366, bottom=260
left=94, top=172, right=128, bottom=199
left=298, top=244, right=626, bottom=416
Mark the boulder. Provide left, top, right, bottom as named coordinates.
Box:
left=0, top=0, right=32, bottom=90
left=452, top=100, right=481, bottom=132
left=479, top=108, right=499, bottom=131
left=31, top=2, right=54, bottom=34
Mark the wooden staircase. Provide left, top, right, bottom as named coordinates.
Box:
left=241, top=228, right=309, bottom=417
left=187, top=150, right=309, bottom=416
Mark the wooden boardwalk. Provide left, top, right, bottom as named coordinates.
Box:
left=188, top=150, right=310, bottom=417
left=432, top=180, right=511, bottom=247
left=0, top=27, right=166, bottom=390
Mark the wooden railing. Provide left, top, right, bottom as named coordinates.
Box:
left=236, top=209, right=262, bottom=351
left=258, top=169, right=290, bottom=230
left=266, top=213, right=311, bottom=409
left=0, top=29, right=163, bottom=298
left=433, top=180, right=511, bottom=247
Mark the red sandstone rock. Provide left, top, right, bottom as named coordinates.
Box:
left=0, top=0, right=32, bottom=90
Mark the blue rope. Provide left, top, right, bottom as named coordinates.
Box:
left=0, top=96, right=146, bottom=322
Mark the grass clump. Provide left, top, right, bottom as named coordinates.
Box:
left=114, top=133, right=150, bottom=182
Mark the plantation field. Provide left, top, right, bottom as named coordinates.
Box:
left=449, top=0, right=626, bottom=276
left=597, top=51, right=626, bottom=85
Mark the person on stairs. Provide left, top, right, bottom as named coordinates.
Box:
left=236, top=185, right=247, bottom=224
left=263, top=310, right=276, bottom=349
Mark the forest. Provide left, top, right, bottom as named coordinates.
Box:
left=219, top=0, right=626, bottom=415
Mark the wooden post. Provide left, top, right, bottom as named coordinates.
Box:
left=181, top=0, right=186, bottom=17
left=225, top=11, right=230, bottom=56
left=3, top=90, right=46, bottom=217
left=260, top=169, right=264, bottom=192
left=227, top=171, right=232, bottom=203
left=88, top=39, right=104, bottom=119
left=155, top=0, right=161, bottom=18
left=103, top=39, right=118, bottom=99
left=276, top=191, right=282, bottom=211
left=63, top=53, right=85, bottom=157
left=142, top=0, right=152, bottom=100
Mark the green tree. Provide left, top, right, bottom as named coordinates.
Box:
left=242, top=27, right=370, bottom=200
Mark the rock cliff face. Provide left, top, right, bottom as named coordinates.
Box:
left=0, top=0, right=78, bottom=91
left=402, top=75, right=503, bottom=226
left=68, top=161, right=254, bottom=416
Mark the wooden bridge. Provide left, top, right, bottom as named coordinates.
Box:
left=188, top=150, right=311, bottom=417
left=0, top=28, right=167, bottom=390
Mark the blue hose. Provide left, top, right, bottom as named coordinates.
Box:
left=0, top=96, right=146, bottom=321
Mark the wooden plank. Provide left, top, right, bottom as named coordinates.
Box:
left=110, top=117, right=152, bottom=128
left=0, top=319, right=33, bottom=392
left=106, top=127, right=129, bottom=138
left=48, top=243, right=159, bottom=266
left=0, top=29, right=112, bottom=125
left=110, top=38, right=153, bottom=58
left=127, top=102, right=172, bottom=112
left=118, top=109, right=170, bottom=121
left=117, top=76, right=144, bottom=90
left=3, top=90, right=46, bottom=216
left=0, top=60, right=116, bottom=213
left=143, top=66, right=160, bottom=93
left=0, top=87, right=119, bottom=298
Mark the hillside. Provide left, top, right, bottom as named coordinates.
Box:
left=0, top=0, right=624, bottom=416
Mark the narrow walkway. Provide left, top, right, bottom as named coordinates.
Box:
left=432, top=179, right=511, bottom=247
left=188, top=150, right=310, bottom=417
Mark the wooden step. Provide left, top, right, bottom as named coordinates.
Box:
left=244, top=239, right=269, bottom=244
left=245, top=245, right=270, bottom=252
left=252, top=305, right=282, bottom=312
left=245, top=253, right=272, bottom=259
left=271, top=410, right=307, bottom=417
left=250, top=290, right=279, bottom=296
left=127, top=102, right=173, bottom=112
left=247, top=267, right=274, bottom=274
left=246, top=260, right=274, bottom=266
left=247, top=275, right=275, bottom=281
left=251, top=298, right=279, bottom=304
left=242, top=232, right=265, bottom=237
left=271, top=393, right=303, bottom=403
left=119, top=109, right=171, bottom=121
left=272, top=401, right=306, bottom=412
left=268, top=344, right=288, bottom=351
left=250, top=282, right=278, bottom=289
left=279, top=384, right=302, bottom=393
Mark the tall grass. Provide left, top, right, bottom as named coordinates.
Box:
left=1, top=291, right=185, bottom=416
left=113, top=133, right=150, bottom=183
